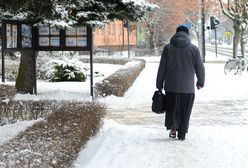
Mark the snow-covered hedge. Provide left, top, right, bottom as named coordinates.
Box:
left=0, top=62, right=20, bottom=81
left=0, top=84, right=16, bottom=100
left=0, top=101, right=106, bottom=167
left=94, top=59, right=146, bottom=97
left=79, top=57, right=129, bottom=65
left=134, top=47, right=163, bottom=56
left=0, top=100, right=59, bottom=126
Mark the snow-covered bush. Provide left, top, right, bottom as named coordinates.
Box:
left=95, top=59, right=146, bottom=97
left=0, top=84, right=16, bottom=100
left=0, top=101, right=106, bottom=168
left=0, top=100, right=59, bottom=126
left=39, top=58, right=89, bottom=82
left=51, top=64, right=86, bottom=82
left=79, top=57, right=129, bottom=65
left=0, top=61, right=20, bottom=81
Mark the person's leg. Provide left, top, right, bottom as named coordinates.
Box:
left=165, top=92, right=181, bottom=138
left=164, top=92, right=174, bottom=130
left=178, top=93, right=195, bottom=140
left=169, top=128, right=177, bottom=138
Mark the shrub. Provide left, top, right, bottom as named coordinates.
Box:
left=0, top=100, right=60, bottom=126
left=0, top=84, right=16, bottom=100
left=79, top=57, right=129, bottom=65
left=51, top=64, right=86, bottom=82
left=0, top=101, right=106, bottom=168
left=94, top=59, right=146, bottom=97
left=0, top=62, right=20, bottom=81
left=38, top=58, right=89, bottom=81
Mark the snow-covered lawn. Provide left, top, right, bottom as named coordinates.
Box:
left=13, top=63, right=122, bottom=101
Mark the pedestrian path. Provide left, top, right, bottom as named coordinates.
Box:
left=74, top=55, right=248, bottom=168
left=104, top=58, right=248, bottom=127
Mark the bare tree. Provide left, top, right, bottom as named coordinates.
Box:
left=184, top=9, right=200, bottom=44
left=143, top=0, right=168, bottom=54
left=218, top=0, right=248, bottom=58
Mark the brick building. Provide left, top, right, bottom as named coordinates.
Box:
left=94, top=19, right=137, bottom=49
left=162, top=0, right=200, bottom=38
left=93, top=0, right=202, bottom=49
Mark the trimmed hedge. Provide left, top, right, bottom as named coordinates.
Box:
left=0, top=101, right=106, bottom=168
left=0, top=62, right=20, bottom=81
left=94, top=59, right=146, bottom=97
left=0, top=100, right=59, bottom=126
left=79, top=57, right=129, bottom=65
left=0, top=84, right=16, bottom=100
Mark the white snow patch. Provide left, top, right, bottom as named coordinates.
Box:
left=74, top=119, right=248, bottom=168
left=0, top=119, right=42, bottom=145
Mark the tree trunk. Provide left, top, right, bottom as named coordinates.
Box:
left=197, top=30, right=203, bottom=57
left=233, top=25, right=240, bottom=59
left=148, top=30, right=155, bottom=55
left=15, top=50, right=36, bottom=94
left=240, top=26, right=246, bottom=58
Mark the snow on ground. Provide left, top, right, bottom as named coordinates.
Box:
left=1, top=50, right=248, bottom=168
left=13, top=63, right=122, bottom=101
left=74, top=120, right=248, bottom=168
left=74, top=51, right=248, bottom=168
left=0, top=120, right=42, bottom=146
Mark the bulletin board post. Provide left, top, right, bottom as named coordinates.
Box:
left=1, top=19, right=94, bottom=98
left=89, top=27, right=93, bottom=97
left=1, top=49, right=4, bottom=83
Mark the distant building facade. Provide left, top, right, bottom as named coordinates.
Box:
left=161, top=0, right=200, bottom=38
left=94, top=19, right=137, bottom=50
left=93, top=1, right=203, bottom=49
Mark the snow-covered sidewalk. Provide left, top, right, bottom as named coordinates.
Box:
left=74, top=121, right=248, bottom=168
left=74, top=51, right=248, bottom=168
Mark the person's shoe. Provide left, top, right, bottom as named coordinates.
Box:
left=178, top=132, right=186, bottom=141
left=169, top=129, right=177, bottom=139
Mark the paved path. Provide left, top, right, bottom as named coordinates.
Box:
left=105, top=58, right=248, bottom=127
left=75, top=57, right=248, bottom=168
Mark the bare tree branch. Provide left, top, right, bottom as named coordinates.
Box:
left=218, top=0, right=235, bottom=20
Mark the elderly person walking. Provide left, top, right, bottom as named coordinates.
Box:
left=156, top=26, right=205, bottom=140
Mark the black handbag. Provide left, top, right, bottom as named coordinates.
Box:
left=152, top=90, right=166, bottom=114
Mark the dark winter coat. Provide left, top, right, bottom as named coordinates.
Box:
left=156, top=31, right=205, bottom=93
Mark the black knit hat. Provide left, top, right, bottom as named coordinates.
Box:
left=176, top=26, right=189, bottom=34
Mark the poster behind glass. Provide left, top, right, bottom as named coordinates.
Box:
left=21, top=24, right=32, bottom=48
left=65, top=27, right=87, bottom=47
left=6, top=24, right=18, bottom=48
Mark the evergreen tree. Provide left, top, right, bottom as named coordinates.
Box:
left=1, top=0, right=155, bottom=26
left=0, top=0, right=156, bottom=94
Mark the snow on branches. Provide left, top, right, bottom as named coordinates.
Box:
left=0, top=0, right=157, bottom=27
